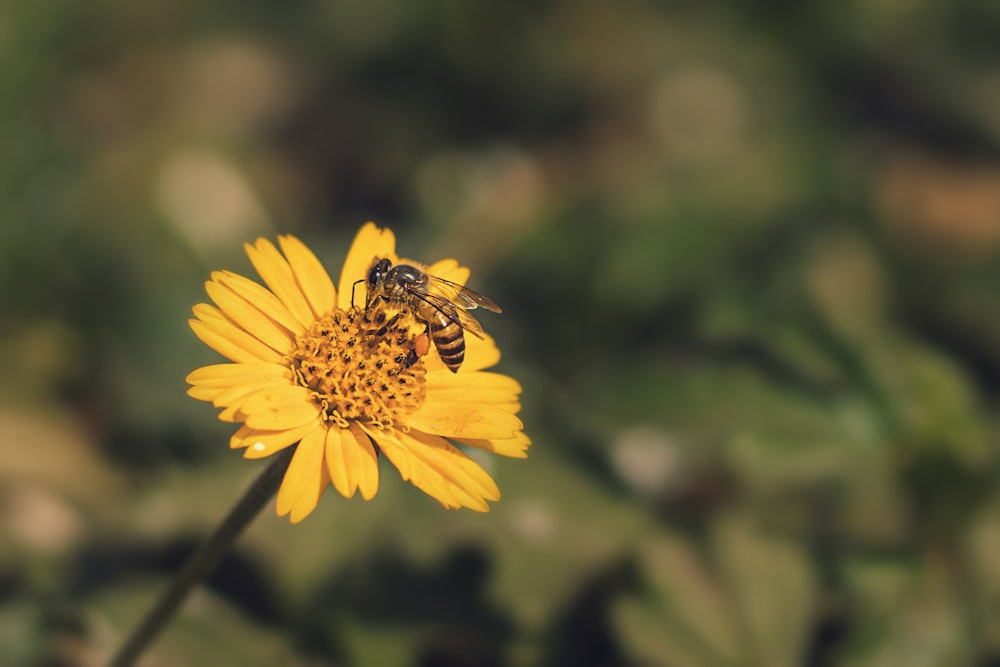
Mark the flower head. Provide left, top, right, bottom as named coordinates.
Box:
left=186, top=223, right=529, bottom=522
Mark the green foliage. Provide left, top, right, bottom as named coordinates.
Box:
left=3, top=0, right=1000, bottom=664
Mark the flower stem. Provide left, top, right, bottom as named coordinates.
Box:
left=108, top=446, right=296, bottom=667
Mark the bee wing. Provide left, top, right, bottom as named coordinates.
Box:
left=452, top=306, right=487, bottom=339
left=426, top=275, right=502, bottom=313
left=417, top=291, right=488, bottom=339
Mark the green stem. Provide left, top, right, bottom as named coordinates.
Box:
left=108, top=446, right=296, bottom=667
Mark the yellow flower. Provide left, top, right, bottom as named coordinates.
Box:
left=186, top=223, right=529, bottom=522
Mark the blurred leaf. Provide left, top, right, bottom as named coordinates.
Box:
left=843, top=553, right=969, bottom=667
left=0, top=599, right=39, bottom=667
left=614, top=512, right=815, bottom=667
left=94, top=583, right=310, bottom=667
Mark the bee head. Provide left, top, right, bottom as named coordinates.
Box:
left=352, top=257, right=393, bottom=308
left=367, top=258, right=393, bottom=288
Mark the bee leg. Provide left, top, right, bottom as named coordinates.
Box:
left=375, top=311, right=404, bottom=337
left=351, top=278, right=367, bottom=308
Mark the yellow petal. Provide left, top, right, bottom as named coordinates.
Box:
left=407, top=402, right=523, bottom=440
left=230, top=420, right=320, bottom=458
left=423, top=330, right=501, bottom=374
left=187, top=384, right=232, bottom=402
left=324, top=427, right=351, bottom=498
left=364, top=425, right=500, bottom=511
left=245, top=238, right=315, bottom=328
left=406, top=429, right=500, bottom=501
left=276, top=429, right=328, bottom=523
left=324, top=424, right=380, bottom=500
left=186, top=362, right=291, bottom=402
left=206, top=278, right=294, bottom=354
left=291, top=462, right=330, bottom=524
left=216, top=270, right=305, bottom=335
left=241, top=385, right=321, bottom=430
left=424, top=371, right=522, bottom=403
left=461, top=332, right=501, bottom=371
left=337, top=222, right=398, bottom=310
left=189, top=309, right=281, bottom=363
left=456, top=431, right=531, bottom=458
left=358, top=424, right=452, bottom=508
left=425, top=258, right=470, bottom=286
left=278, top=235, right=337, bottom=319
left=229, top=424, right=254, bottom=449
left=365, top=428, right=463, bottom=509
left=209, top=375, right=291, bottom=410
left=186, top=362, right=290, bottom=386
left=218, top=405, right=247, bottom=423
left=347, top=423, right=380, bottom=500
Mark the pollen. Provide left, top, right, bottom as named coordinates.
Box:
left=287, top=305, right=427, bottom=429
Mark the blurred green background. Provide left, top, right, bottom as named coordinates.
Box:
left=4, top=1, right=1000, bottom=665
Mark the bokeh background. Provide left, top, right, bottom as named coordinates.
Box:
left=4, top=1, right=1000, bottom=665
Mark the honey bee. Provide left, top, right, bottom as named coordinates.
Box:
left=361, top=258, right=502, bottom=373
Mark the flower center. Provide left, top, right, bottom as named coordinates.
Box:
left=287, top=305, right=427, bottom=429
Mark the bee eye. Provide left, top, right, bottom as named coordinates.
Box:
left=367, top=259, right=389, bottom=286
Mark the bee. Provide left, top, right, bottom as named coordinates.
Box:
left=361, top=258, right=502, bottom=373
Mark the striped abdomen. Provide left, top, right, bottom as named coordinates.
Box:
left=426, top=309, right=465, bottom=373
